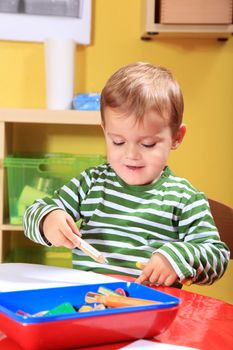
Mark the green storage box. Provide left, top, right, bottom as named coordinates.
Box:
left=4, top=153, right=105, bottom=225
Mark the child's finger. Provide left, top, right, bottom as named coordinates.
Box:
left=60, top=221, right=81, bottom=246
left=135, top=272, right=149, bottom=284
left=62, top=237, right=77, bottom=249
left=66, top=216, right=81, bottom=236
left=162, top=274, right=177, bottom=287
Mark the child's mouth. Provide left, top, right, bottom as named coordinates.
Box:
left=126, top=165, right=144, bottom=171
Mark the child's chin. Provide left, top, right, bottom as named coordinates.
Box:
left=115, top=169, right=152, bottom=186
left=123, top=177, right=151, bottom=186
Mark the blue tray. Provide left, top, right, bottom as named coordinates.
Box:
left=0, top=282, right=180, bottom=349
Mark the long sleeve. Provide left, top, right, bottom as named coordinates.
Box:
left=156, top=193, right=230, bottom=285
left=23, top=175, right=84, bottom=245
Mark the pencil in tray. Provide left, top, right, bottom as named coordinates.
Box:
left=85, top=292, right=162, bottom=307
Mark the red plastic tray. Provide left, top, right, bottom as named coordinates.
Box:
left=0, top=282, right=179, bottom=350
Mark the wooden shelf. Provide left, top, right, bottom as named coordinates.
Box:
left=0, top=108, right=101, bottom=262
left=0, top=108, right=101, bottom=125
left=1, top=224, right=23, bottom=231
left=141, top=24, right=233, bottom=40
left=140, top=1, right=233, bottom=41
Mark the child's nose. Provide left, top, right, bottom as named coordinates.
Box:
left=126, top=145, right=140, bottom=160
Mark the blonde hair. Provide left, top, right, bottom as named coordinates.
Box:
left=100, top=62, right=184, bottom=135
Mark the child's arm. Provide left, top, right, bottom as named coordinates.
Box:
left=136, top=194, right=230, bottom=286
left=23, top=174, right=84, bottom=247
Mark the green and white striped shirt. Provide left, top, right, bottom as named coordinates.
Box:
left=23, top=164, right=230, bottom=284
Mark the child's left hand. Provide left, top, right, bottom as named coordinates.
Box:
left=135, top=253, right=178, bottom=286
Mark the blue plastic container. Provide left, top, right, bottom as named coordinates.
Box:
left=0, top=282, right=180, bottom=349
left=73, top=93, right=100, bottom=110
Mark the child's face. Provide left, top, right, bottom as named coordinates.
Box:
left=102, top=108, right=177, bottom=186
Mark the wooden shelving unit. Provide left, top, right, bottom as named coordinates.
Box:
left=141, top=24, right=233, bottom=40
left=0, top=108, right=100, bottom=125
left=0, top=108, right=101, bottom=262
left=140, top=0, right=233, bottom=40
left=141, top=23, right=233, bottom=41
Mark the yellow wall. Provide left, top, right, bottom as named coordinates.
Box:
left=0, top=0, right=232, bottom=302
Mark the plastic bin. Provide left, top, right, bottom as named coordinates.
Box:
left=4, top=153, right=105, bottom=225
left=0, top=282, right=180, bottom=350
left=73, top=93, right=101, bottom=110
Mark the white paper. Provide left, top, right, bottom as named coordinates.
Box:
left=121, top=339, right=199, bottom=349
left=0, top=263, right=122, bottom=292
left=44, top=37, right=75, bottom=109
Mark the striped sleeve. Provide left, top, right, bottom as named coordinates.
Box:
left=23, top=172, right=88, bottom=244
left=156, top=192, right=230, bottom=285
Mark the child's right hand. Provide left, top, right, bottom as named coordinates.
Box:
left=42, top=209, right=82, bottom=249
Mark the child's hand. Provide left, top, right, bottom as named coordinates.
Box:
left=42, top=209, right=82, bottom=249
left=135, top=253, right=178, bottom=286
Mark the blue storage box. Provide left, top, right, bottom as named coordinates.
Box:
left=73, top=93, right=100, bottom=110
left=0, top=282, right=180, bottom=350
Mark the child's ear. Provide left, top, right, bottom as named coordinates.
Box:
left=101, top=120, right=105, bottom=131
left=171, top=124, right=186, bottom=150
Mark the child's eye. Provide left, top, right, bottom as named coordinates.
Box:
left=113, top=141, right=124, bottom=146
left=142, top=143, right=156, bottom=148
